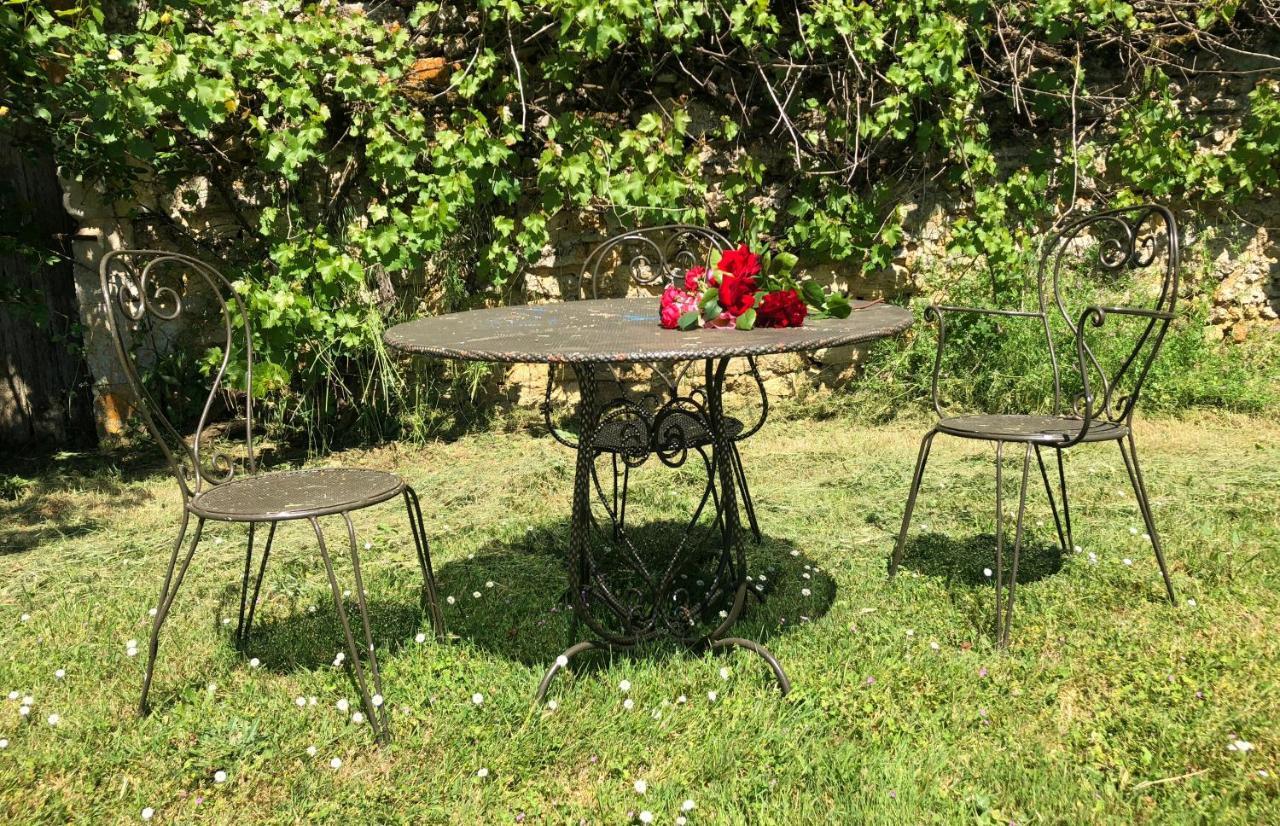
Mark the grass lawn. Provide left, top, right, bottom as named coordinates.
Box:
left=1, top=409, right=1277, bottom=823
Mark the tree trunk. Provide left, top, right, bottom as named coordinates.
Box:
left=0, top=130, right=96, bottom=448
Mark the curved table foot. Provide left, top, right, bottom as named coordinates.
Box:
left=535, top=640, right=606, bottom=703
left=708, top=637, right=791, bottom=695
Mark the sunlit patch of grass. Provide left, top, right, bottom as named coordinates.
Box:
left=0, top=410, right=1277, bottom=822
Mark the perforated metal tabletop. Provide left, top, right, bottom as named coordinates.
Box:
left=384, top=297, right=913, bottom=363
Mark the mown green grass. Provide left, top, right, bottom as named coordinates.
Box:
left=1, top=410, right=1277, bottom=823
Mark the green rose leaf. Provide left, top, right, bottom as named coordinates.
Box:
left=801, top=280, right=827, bottom=307
left=825, top=293, right=853, bottom=319
left=773, top=252, right=799, bottom=274
left=735, top=308, right=757, bottom=330
left=678, top=310, right=701, bottom=330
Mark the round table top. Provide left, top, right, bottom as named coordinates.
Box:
left=384, top=297, right=912, bottom=364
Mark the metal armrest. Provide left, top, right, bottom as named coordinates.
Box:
left=926, top=304, right=1045, bottom=418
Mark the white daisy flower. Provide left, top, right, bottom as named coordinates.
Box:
left=415, top=633, right=426, bottom=644
left=682, top=799, right=696, bottom=812
left=336, top=698, right=350, bottom=713
left=54, top=669, right=65, bottom=680
left=214, top=770, right=227, bottom=783
left=148, top=608, right=157, bottom=617
left=1228, top=739, right=1254, bottom=752
left=364, top=542, right=372, bottom=550
left=306, top=745, right=317, bottom=756
left=0, top=739, right=7, bottom=748
left=801, top=588, right=811, bottom=597
left=485, top=581, right=495, bottom=588
left=330, top=757, right=342, bottom=770
left=295, top=697, right=306, bottom=708
left=18, top=706, right=30, bottom=717
left=141, top=807, right=154, bottom=821
left=446, top=596, right=456, bottom=605
left=555, top=655, right=569, bottom=668
left=471, top=693, right=484, bottom=705
left=546, top=699, right=558, bottom=711
left=619, top=680, right=631, bottom=692
left=633, top=779, right=648, bottom=794
left=1187, top=598, right=1197, bottom=607
left=6, top=691, right=17, bottom=700
left=1129, top=527, right=1138, bottom=535
left=351, top=712, right=365, bottom=724
left=623, top=698, right=634, bottom=711
left=707, top=690, right=718, bottom=702
left=789, top=549, right=799, bottom=557
left=930, top=641, right=940, bottom=651
left=1073, top=545, right=1083, bottom=553
left=676, top=819, right=687, bottom=826
left=1123, top=558, right=1133, bottom=566
left=720, top=667, right=731, bottom=680
left=639, top=812, right=653, bottom=823
left=983, top=568, right=993, bottom=577
left=676, top=695, right=687, bottom=704
left=46, top=713, right=59, bottom=726
left=476, top=767, right=489, bottom=778
left=22, top=695, right=32, bottom=706
left=905, top=629, right=915, bottom=637
left=248, top=658, right=261, bottom=669
left=371, top=694, right=383, bottom=708
left=472, top=591, right=482, bottom=599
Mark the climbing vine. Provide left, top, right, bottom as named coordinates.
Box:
left=2, top=1, right=1278, bottom=438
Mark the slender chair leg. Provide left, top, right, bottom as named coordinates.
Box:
left=1034, top=445, right=1069, bottom=557
left=1002, top=444, right=1033, bottom=647
left=309, top=516, right=387, bottom=743
left=730, top=442, right=762, bottom=543
left=140, top=513, right=203, bottom=716
left=889, top=430, right=937, bottom=577
left=993, top=441, right=1005, bottom=643
left=241, top=521, right=277, bottom=646
left=236, top=522, right=257, bottom=646
left=1056, top=447, right=1073, bottom=552
left=236, top=521, right=277, bottom=646
left=342, top=512, right=388, bottom=735
left=403, top=486, right=445, bottom=641
left=1118, top=433, right=1177, bottom=604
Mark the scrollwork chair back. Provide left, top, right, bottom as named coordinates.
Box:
left=1038, top=204, right=1179, bottom=427
left=99, top=249, right=256, bottom=502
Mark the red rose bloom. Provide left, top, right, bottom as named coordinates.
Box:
left=717, top=244, right=762, bottom=279
left=756, top=289, right=808, bottom=328
left=717, top=272, right=757, bottom=317
left=683, top=265, right=707, bottom=291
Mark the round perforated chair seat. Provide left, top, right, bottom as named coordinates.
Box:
left=594, top=412, right=745, bottom=454
left=937, top=414, right=1128, bottom=444
left=189, top=468, right=405, bottom=521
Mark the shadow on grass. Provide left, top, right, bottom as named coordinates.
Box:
left=0, top=446, right=157, bottom=555
left=209, top=516, right=833, bottom=687
left=429, top=518, right=834, bottom=671
left=897, top=531, right=1064, bottom=586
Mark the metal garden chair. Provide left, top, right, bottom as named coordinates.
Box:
left=541, top=225, right=768, bottom=541
left=99, top=250, right=444, bottom=742
left=889, top=204, right=1181, bottom=644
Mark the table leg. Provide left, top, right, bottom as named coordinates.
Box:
left=535, top=359, right=789, bottom=701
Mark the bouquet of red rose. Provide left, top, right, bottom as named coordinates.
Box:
left=659, top=243, right=852, bottom=331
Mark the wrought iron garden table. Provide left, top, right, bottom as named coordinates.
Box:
left=385, top=296, right=912, bottom=697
